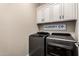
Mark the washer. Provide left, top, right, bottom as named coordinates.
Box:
left=29, top=32, right=49, bottom=56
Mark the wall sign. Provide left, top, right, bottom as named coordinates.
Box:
left=43, top=24, right=66, bottom=30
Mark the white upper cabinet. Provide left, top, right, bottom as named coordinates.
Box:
left=36, top=4, right=50, bottom=23
left=37, top=6, right=44, bottom=23
left=49, top=3, right=62, bottom=22
left=62, top=3, right=78, bottom=20
left=36, top=3, right=78, bottom=24
left=43, top=5, right=50, bottom=23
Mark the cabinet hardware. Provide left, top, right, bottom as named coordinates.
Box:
left=62, top=15, right=64, bottom=19
left=59, top=16, right=61, bottom=19
left=41, top=19, right=44, bottom=21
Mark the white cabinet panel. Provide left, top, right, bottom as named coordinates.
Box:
left=37, top=4, right=50, bottom=23
left=63, top=3, right=77, bottom=20
left=37, top=6, right=44, bottom=23
left=43, top=6, right=50, bottom=22
left=49, top=4, right=62, bottom=22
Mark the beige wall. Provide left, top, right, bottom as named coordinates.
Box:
left=0, top=3, right=38, bottom=56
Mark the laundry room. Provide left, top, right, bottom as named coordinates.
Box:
left=0, top=1, right=79, bottom=56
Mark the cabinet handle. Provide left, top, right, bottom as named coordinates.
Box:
left=62, top=15, right=64, bottom=19
left=41, top=19, right=44, bottom=21
left=59, top=16, right=61, bottom=19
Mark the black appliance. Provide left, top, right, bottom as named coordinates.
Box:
left=46, top=33, right=78, bottom=56
left=29, top=32, right=49, bottom=56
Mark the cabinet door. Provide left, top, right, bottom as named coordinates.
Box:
left=63, top=3, right=77, bottom=20
left=37, top=6, right=44, bottom=23
left=43, top=5, right=50, bottom=23
left=49, top=3, right=62, bottom=22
